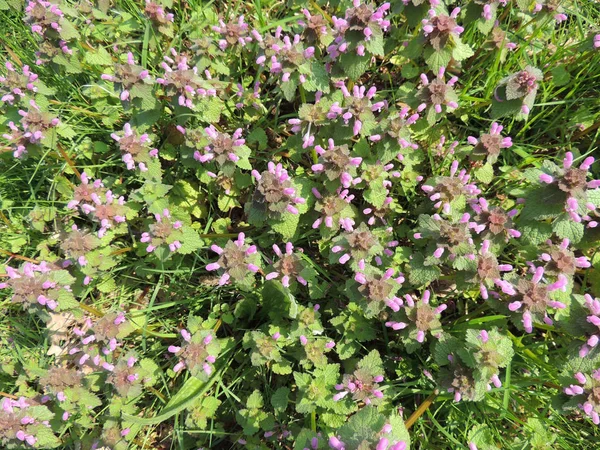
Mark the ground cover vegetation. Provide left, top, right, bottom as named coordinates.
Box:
left=1, top=0, right=600, bottom=448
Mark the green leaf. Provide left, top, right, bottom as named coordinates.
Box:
left=247, top=128, right=268, bottom=151
left=262, top=280, right=298, bottom=320
left=246, top=390, right=264, bottom=409
left=340, top=52, right=370, bottom=80
left=424, top=47, right=452, bottom=72
left=123, top=361, right=228, bottom=425
left=452, top=39, right=474, bottom=62
left=553, top=217, right=585, bottom=244
left=474, top=163, right=494, bottom=184
left=84, top=46, right=113, bottom=66
left=271, top=387, right=290, bottom=411
left=408, top=253, right=441, bottom=286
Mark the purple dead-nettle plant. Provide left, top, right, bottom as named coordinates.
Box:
left=212, top=15, right=257, bottom=51
left=312, top=187, right=356, bottom=231
left=312, top=138, right=362, bottom=188
left=24, top=0, right=64, bottom=37
left=144, top=0, right=174, bottom=27
left=353, top=267, right=405, bottom=314
left=266, top=242, right=309, bottom=288
left=539, top=152, right=600, bottom=223
left=469, top=197, right=521, bottom=241
left=193, top=125, right=245, bottom=166
left=60, top=224, right=100, bottom=266
left=417, top=67, right=459, bottom=117
left=378, top=106, right=420, bottom=151
left=256, top=29, right=315, bottom=85
left=3, top=100, right=59, bottom=158
left=0, top=261, right=75, bottom=313
left=206, top=232, right=262, bottom=287
left=0, top=396, right=49, bottom=447
left=327, top=82, right=386, bottom=136
left=111, top=123, right=158, bottom=172
left=0, top=62, right=38, bottom=105
left=168, top=328, right=220, bottom=378
left=467, top=122, right=513, bottom=164
left=251, top=162, right=306, bottom=216
left=68, top=312, right=132, bottom=372
left=140, top=209, right=184, bottom=253
left=578, top=295, right=600, bottom=357
left=333, top=370, right=385, bottom=405
left=537, top=238, right=591, bottom=278
left=330, top=222, right=394, bottom=269
left=502, top=265, right=568, bottom=333
left=363, top=196, right=394, bottom=226
left=67, top=172, right=128, bottom=238
left=385, top=290, right=446, bottom=348
left=531, top=0, right=568, bottom=22
left=38, top=366, right=85, bottom=409
left=472, top=240, right=514, bottom=300
left=298, top=9, right=330, bottom=44
left=156, top=48, right=218, bottom=109
left=328, top=0, right=391, bottom=59
left=563, top=370, right=600, bottom=425
left=415, top=213, right=477, bottom=261
left=495, top=65, right=542, bottom=115
left=421, top=8, right=464, bottom=51
left=101, top=52, right=152, bottom=102
left=289, top=92, right=331, bottom=148
left=422, top=161, right=481, bottom=214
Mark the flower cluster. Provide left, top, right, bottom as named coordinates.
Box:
left=467, top=122, right=513, bottom=164
left=206, top=233, right=261, bottom=287
left=101, top=52, right=152, bottom=102
left=564, top=370, right=600, bottom=424
left=250, top=162, right=306, bottom=217
left=168, top=328, right=220, bottom=379
left=156, top=48, right=218, bottom=108
left=0, top=261, right=75, bottom=313
left=0, top=62, right=38, bottom=105
left=67, top=172, right=128, bottom=238
left=110, top=123, right=159, bottom=172
left=140, top=209, right=183, bottom=253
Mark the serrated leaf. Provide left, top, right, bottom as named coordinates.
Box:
left=553, top=217, right=585, bottom=244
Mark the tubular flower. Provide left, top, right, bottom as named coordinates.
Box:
left=385, top=290, right=447, bottom=349
left=469, top=197, right=521, bottom=241
left=298, top=9, right=330, bottom=44
left=168, top=328, right=220, bottom=378
left=472, top=240, right=514, bottom=300
left=100, top=52, right=152, bottom=102
left=156, top=48, right=218, bottom=109
left=312, top=187, right=356, bottom=232
left=206, top=233, right=261, bottom=286
left=144, top=0, right=174, bottom=28
left=193, top=125, right=246, bottom=166
left=538, top=152, right=599, bottom=223
left=266, top=242, right=310, bottom=288
left=328, top=1, right=391, bottom=59
left=250, top=162, right=306, bottom=217
left=0, top=261, right=74, bottom=313
left=212, top=15, right=254, bottom=51
left=334, top=369, right=385, bottom=405
left=330, top=223, right=395, bottom=269
left=563, top=370, right=600, bottom=425
left=537, top=238, right=590, bottom=278
left=110, top=123, right=159, bottom=172
left=415, top=213, right=477, bottom=262
left=3, top=100, right=59, bottom=158
left=421, top=160, right=481, bottom=214
left=503, top=266, right=568, bottom=332
left=352, top=267, right=405, bottom=316
left=140, top=209, right=184, bottom=254
left=0, top=61, right=38, bottom=105
left=579, top=295, right=600, bottom=357
left=467, top=122, right=513, bottom=164
left=327, top=82, right=386, bottom=136
left=256, top=30, right=316, bottom=85
left=67, top=172, right=128, bottom=238
left=312, top=138, right=362, bottom=188
left=0, top=396, right=49, bottom=447
left=417, top=67, right=460, bottom=118
left=421, top=8, right=464, bottom=50
left=67, top=312, right=132, bottom=372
